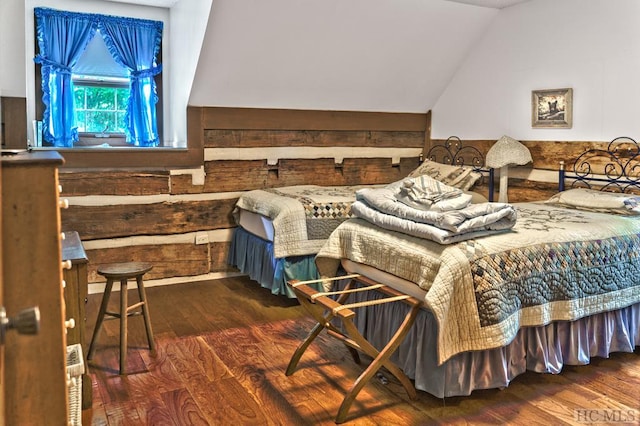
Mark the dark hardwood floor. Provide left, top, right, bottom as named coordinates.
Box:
left=83, top=276, right=640, bottom=425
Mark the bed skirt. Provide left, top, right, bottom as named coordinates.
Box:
left=228, top=227, right=321, bottom=297
left=333, top=279, right=640, bottom=399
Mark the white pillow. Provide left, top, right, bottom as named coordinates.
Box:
left=545, top=188, right=640, bottom=215
left=408, top=159, right=482, bottom=191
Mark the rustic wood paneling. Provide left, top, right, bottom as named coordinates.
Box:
left=193, top=157, right=420, bottom=194
left=170, top=174, right=208, bottom=195
left=211, top=241, right=235, bottom=272
left=60, top=170, right=170, bottom=196
left=204, top=129, right=424, bottom=148
left=340, top=157, right=417, bottom=184
left=524, top=140, right=628, bottom=172
left=61, top=198, right=237, bottom=240
left=503, top=179, right=559, bottom=202
left=202, top=107, right=428, bottom=131
left=202, top=160, right=276, bottom=192
left=86, top=243, right=209, bottom=283
left=1, top=97, right=27, bottom=149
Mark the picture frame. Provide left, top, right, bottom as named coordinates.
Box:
left=531, top=88, right=573, bottom=128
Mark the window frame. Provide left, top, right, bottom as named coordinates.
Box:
left=72, top=76, right=130, bottom=143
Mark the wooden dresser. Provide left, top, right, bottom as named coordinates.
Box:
left=62, top=230, right=92, bottom=410
left=1, top=151, right=70, bottom=425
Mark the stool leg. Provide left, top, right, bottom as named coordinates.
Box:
left=120, top=278, right=128, bottom=375
left=88, top=278, right=114, bottom=360
left=136, top=275, right=155, bottom=352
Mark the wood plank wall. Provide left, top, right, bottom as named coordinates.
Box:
left=2, top=97, right=626, bottom=284
left=59, top=107, right=428, bottom=283
left=0, top=97, right=27, bottom=149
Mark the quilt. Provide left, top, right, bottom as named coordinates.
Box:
left=233, top=185, right=382, bottom=258
left=316, top=202, right=640, bottom=364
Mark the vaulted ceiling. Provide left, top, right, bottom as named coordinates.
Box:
left=105, top=0, right=532, bottom=9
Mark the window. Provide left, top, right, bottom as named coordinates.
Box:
left=34, top=8, right=163, bottom=148
left=73, top=78, right=129, bottom=135
left=71, top=76, right=131, bottom=146
left=70, top=28, right=131, bottom=146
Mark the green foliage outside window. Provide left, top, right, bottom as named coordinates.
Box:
left=73, top=84, right=129, bottom=133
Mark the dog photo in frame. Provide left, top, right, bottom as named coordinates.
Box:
left=532, top=88, right=573, bottom=128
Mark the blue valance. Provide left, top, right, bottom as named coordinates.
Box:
left=34, top=7, right=163, bottom=147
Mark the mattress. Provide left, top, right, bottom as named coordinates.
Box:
left=236, top=208, right=274, bottom=242
left=340, top=258, right=427, bottom=303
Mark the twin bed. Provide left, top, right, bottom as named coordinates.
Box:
left=229, top=136, right=640, bottom=419
left=228, top=137, right=489, bottom=296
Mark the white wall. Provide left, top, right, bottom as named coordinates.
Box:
left=168, top=0, right=212, bottom=146
left=0, top=0, right=27, bottom=98
left=432, top=0, right=640, bottom=142
left=189, top=0, right=498, bottom=112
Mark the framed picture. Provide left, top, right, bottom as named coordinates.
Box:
left=531, top=88, right=573, bottom=128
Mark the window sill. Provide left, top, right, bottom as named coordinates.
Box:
left=35, top=145, right=203, bottom=169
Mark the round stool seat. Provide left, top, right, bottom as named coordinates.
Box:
left=89, top=261, right=155, bottom=374
left=97, top=261, right=153, bottom=279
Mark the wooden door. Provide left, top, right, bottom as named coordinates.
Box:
left=0, top=149, right=5, bottom=426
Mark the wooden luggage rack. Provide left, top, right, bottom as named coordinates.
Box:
left=286, top=274, right=421, bottom=424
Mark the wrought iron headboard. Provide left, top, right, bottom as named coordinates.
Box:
left=560, top=136, right=640, bottom=193
left=425, top=136, right=495, bottom=201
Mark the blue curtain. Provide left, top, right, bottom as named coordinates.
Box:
left=99, top=16, right=163, bottom=147
left=34, top=8, right=163, bottom=147
left=34, top=8, right=96, bottom=147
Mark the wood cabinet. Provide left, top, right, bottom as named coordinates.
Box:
left=1, top=150, right=69, bottom=425
left=62, top=230, right=92, bottom=410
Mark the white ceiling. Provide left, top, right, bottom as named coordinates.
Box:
left=103, top=0, right=179, bottom=8
left=444, top=0, right=531, bottom=7
left=105, top=0, right=532, bottom=10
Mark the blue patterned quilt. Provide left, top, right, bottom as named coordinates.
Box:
left=317, top=203, right=640, bottom=364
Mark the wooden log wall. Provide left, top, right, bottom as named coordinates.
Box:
left=59, top=107, right=428, bottom=283
left=1, top=97, right=27, bottom=149
left=4, top=95, right=628, bottom=285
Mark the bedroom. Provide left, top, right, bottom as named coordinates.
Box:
left=1, top=0, right=639, bottom=424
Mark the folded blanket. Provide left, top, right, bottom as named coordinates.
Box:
left=351, top=200, right=517, bottom=244
left=353, top=175, right=517, bottom=243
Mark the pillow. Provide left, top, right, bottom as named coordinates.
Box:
left=408, top=159, right=482, bottom=191
left=545, top=188, right=640, bottom=215
left=464, top=190, right=488, bottom=204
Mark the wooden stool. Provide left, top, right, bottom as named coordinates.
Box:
left=87, top=262, right=155, bottom=375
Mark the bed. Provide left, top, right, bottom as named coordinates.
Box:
left=294, top=137, right=640, bottom=420
left=228, top=137, right=490, bottom=297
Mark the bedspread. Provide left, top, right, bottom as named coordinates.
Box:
left=233, top=185, right=381, bottom=258
left=316, top=202, right=640, bottom=364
